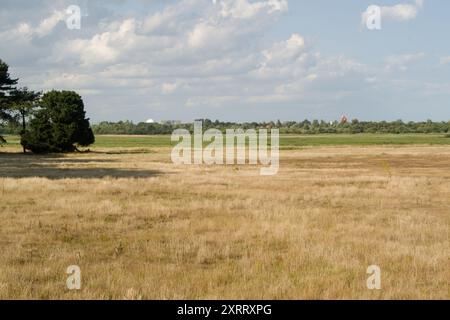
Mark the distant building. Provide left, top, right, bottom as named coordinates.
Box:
left=160, top=120, right=181, bottom=125
left=340, top=115, right=348, bottom=124
left=145, top=119, right=155, bottom=124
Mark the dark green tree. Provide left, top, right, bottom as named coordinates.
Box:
left=9, top=88, right=41, bottom=152
left=10, top=88, right=41, bottom=131
left=0, top=59, right=19, bottom=144
left=20, top=109, right=55, bottom=153
left=21, top=90, right=95, bottom=153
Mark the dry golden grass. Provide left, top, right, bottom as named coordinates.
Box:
left=0, top=144, right=449, bottom=299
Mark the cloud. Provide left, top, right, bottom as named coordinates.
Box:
left=58, top=18, right=138, bottom=66
left=384, top=52, right=425, bottom=71
left=3, top=8, right=67, bottom=39
left=47, top=0, right=289, bottom=68
left=382, top=0, right=423, bottom=21
left=35, top=10, right=66, bottom=37
left=1, top=0, right=445, bottom=122
left=0, top=0, right=374, bottom=121
left=440, top=56, right=450, bottom=65
left=219, top=0, right=288, bottom=19
left=261, top=34, right=306, bottom=67
left=161, top=82, right=178, bottom=94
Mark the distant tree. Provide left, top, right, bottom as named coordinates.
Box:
left=89, top=119, right=450, bottom=136
left=0, top=59, right=19, bottom=144
left=21, top=90, right=95, bottom=153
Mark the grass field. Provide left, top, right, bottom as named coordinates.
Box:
left=2, top=133, right=450, bottom=149
left=0, top=135, right=449, bottom=299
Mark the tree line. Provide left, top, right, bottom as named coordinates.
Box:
left=89, top=119, right=450, bottom=135
left=0, top=59, right=94, bottom=153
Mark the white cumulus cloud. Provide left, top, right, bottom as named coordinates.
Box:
left=362, top=0, right=424, bottom=25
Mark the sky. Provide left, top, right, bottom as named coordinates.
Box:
left=0, top=0, right=449, bottom=123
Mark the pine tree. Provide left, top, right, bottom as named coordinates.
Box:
left=9, top=88, right=41, bottom=152
left=0, top=59, right=19, bottom=144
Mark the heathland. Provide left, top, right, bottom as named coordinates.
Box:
left=0, top=134, right=448, bottom=299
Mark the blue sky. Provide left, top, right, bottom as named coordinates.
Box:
left=277, top=1, right=449, bottom=57
left=1, top=0, right=449, bottom=122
